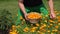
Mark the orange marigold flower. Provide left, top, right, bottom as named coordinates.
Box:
left=49, top=20, right=54, bottom=23
left=27, top=12, right=42, bottom=19
left=55, top=26, right=59, bottom=29
left=23, top=27, right=29, bottom=32
left=35, top=23, right=40, bottom=27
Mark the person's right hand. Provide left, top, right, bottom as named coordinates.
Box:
left=24, top=13, right=29, bottom=21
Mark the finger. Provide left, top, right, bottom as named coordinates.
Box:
left=52, top=14, right=56, bottom=18
left=25, top=17, right=29, bottom=20
left=50, top=14, right=52, bottom=18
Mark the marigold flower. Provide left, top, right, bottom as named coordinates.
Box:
left=55, top=26, right=59, bottom=29
left=57, top=16, right=60, bottom=20
left=35, top=23, right=40, bottom=27
left=49, top=20, right=54, bottom=22
left=51, top=32, right=54, bottom=34
left=52, top=29, right=58, bottom=32
left=47, top=30, right=50, bottom=32
left=30, top=27, right=37, bottom=32
left=9, top=32, right=18, bottom=34
left=20, top=16, right=23, bottom=20
left=50, top=24, right=53, bottom=26
left=23, top=27, right=29, bottom=32
left=58, top=19, right=60, bottom=22
left=27, top=12, right=42, bottom=19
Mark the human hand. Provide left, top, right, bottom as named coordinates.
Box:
left=50, top=12, right=56, bottom=19
left=24, top=13, right=29, bottom=21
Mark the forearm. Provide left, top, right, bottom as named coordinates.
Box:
left=48, top=0, right=54, bottom=13
left=18, top=1, right=27, bottom=15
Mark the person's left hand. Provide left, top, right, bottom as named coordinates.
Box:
left=50, top=12, right=56, bottom=19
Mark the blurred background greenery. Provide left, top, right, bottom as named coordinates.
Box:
left=0, top=0, right=60, bottom=16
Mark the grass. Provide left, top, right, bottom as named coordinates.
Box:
left=0, top=1, right=18, bottom=16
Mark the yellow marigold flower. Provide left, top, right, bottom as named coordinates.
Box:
left=30, top=30, right=35, bottom=32
left=49, top=20, right=54, bottom=22
left=52, top=29, right=58, bottom=32
left=23, top=27, right=29, bottom=32
left=40, top=29, right=46, bottom=32
left=23, top=19, right=25, bottom=21
left=54, top=29, right=58, bottom=32
left=48, top=26, right=50, bottom=28
left=9, top=32, right=18, bottom=34
left=40, top=24, right=46, bottom=30
left=21, top=22, right=24, bottom=25
left=47, top=30, right=50, bottom=33
left=9, top=29, right=18, bottom=34
left=50, top=24, right=53, bottom=26
left=42, top=24, right=47, bottom=27
left=12, top=25, right=16, bottom=28
left=40, top=26, right=44, bottom=30
left=30, top=27, right=37, bottom=32
left=55, top=11, right=58, bottom=14
left=20, top=16, right=23, bottom=20
left=52, top=30, right=55, bottom=32
left=56, top=16, right=60, bottom=20
left=12, top=25, right=16, bottom=30
left=58, top=23, right=60, bottom=25
left=41, top=23, right=43, bottom=25
left=51, top=32, right=54, bottom=34
left=55, top=26, right=59, bottom=29
left=37, top=31, right=40, bottom=33
left=41, top=24, right=47, bottom=28
left=13, top=30, right=17, bottom=32
left=44, top=20, right=47, bottom=22
left=35, top=23, right=39, bottom=27
left=23, top=29, right=28, bottom=32
left=56, top=13, right=59, bottom=15
left=31, top=27, right=36, bottom=30
left=9, top=32, right=12, bottom=34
